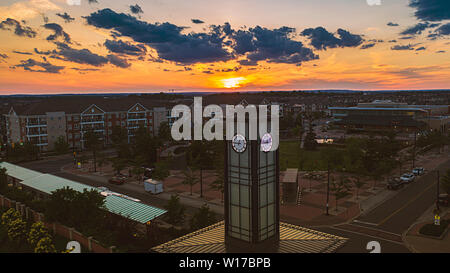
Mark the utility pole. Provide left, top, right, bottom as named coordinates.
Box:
left=412, top=130, right=417, bottom=169
left=436, top=170, right=440, bottom=212
left=326, top=160, right=330, bottom=216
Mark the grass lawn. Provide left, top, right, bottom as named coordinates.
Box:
left=280, top=141, right=326, bottom=171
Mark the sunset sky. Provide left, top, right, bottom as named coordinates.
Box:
left=0, top=0, right=449, bottom=94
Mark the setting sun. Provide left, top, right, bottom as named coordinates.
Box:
left=221, top=77, right=246, bottom=89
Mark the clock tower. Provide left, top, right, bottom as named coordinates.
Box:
left=224, top=121, right=280, bottom=253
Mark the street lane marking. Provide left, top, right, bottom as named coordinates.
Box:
left=353, top=220, right=378, bottom=226
left=377, top=181, right=435, bottom=226
left=328, top=226, right=405, bottom=246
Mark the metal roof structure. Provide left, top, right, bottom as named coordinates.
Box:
left=0, top=162, right=44, bottom=181
left=152, top=221, right=347, bottom=253
left=2, top=162, right=167, bottom=224
left=282, top=168, right=298, bottom=184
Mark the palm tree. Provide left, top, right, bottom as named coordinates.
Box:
left=182, top=167, right=199, bottom=195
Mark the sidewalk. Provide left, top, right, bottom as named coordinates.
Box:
left=404, top=206, right=450, bottom=253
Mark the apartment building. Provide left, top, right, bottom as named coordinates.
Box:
left=3, top=97, right=170, bottom=152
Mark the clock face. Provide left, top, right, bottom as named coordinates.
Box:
left=261, top=133, right=273, bottom=152
left=232, top=134, right=247, bottom=153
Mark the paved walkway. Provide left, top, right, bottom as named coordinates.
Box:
left=404, top=206, right=450, bottom=253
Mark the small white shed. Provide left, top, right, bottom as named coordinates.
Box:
left=144, top=179, right=163, bottom=194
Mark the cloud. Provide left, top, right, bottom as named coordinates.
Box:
left=391, top=44, right=415, bottom=50
left=435, top=22, right=450, bottom=35
left=13, top=50, right=33, bottom=55
left=400, top=22, right=440, bottom=35
left=44, top=23, right=71, bottom=43
left=191, top=19, right=204, bottom=24
left=436, top=50, right=446, bottom=53
left=236, top=26, right=318, bottom=66
left=415, top=46, right=426, bottom=51
left=129, top=4, right=143, bottom=15
left=104, top=39, right=146, bottom=56
left=0, top=18, right=36, bottom=38
left=107, top=54, right=131, bottom=68
left=301, top=27, right=363, bottom=50
left=408, top=0, right=450, bottom=21
left=387, top=22, right=399, bottom=27
left=56, top=12, right=75, bottom=23
left=35, top=42, right=131, bottom=68
left=84, top=8, right=232, bottom=64
left=88, top=0, right=98, bottom=4
left=360, top=43, right=376, bottom=49
left=0, top=53, right=8, bottom=58
left=0, top=0, right=60, bottom=21
left=11, top=58, right=64, bottom=73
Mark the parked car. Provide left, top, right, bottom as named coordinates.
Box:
left=400, top=173, right=415, bottom=183
left=438, top=194, right=449, bottom=206
left=108, top=176, right=126, bottom=185
left=412, top=167, right=425, bottom=176
left=387, top=178, right=404, bottom=190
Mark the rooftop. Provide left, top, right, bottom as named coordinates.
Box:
left=152, top=221, right=347, bottom=253
left=0, top=162, right=167, bottom=224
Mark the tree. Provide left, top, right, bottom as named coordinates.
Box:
left=34, top=237, right=56, bottom=253
left=158, top=121, right=171, bottom=141
left=190, top=204, right=216, bottom=230
left=352, top=177, right=366, bottom=200
left=28, top=222, right=51, bottom=248
left=45, top=187, right=106, bottom=233
left=54, top=136, right=70, bottom=154
left=110, top=157, right=127, bottom=175
left=83, top=130, right=103, bottom=172
left=182, top=167, right=199, bottom=195
left=164, top=194, right=186, bottom=225
left=330, top=176, right=351, bottom=212
left=152, top=160, right=170, bottom=181
left=441, top=169, right=450, bottom=195
left=0, top=167, right=7, bottom=193
left=1, top=208, right=20, bottom=227
left=188, top=141, right=214, bottom=198
left=7, top=218, right=27, bottom=244
left=210, top=172, right=224, bottom=202
left=111, top=126, right=128, bottom=146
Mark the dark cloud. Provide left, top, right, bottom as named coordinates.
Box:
left=11, top=58, right=64, bottom=73
left=88, top=0, right=98, bottom=4
left=235, top=26, right=318, bottom=66
left=301, top=27, right=363, bottom=50
left=104, top=39, right=146, bottom=56
left=129, top=4, right=143, bottom=15
left=56, top=12, right=75, bottom=23
left=360, top=43, right=376, bottom=49
left=191, top=19, right=204, bottom=24
left=0, top=53, right=8, bottom=58
left=415, top=46, right=426, bottom=51
left=391, top=44, right=415, bottom=50
left=400, top=22, right=440, bottom=35
left=388, top=40, right=397, bottom=43
left=44, top=23, right=71, bottom=43
left=435, top=22, right=450, bottom=35
left=399, top=36, right=415, bottom=40
left=387, top=22, right=399, bottom=27
left=35, top=42, right=131, bottom=68
left=408, top=0, right=450, bottom=21
left=0, top=18, right=36, bottom=38
left=107, top=54, right=131, bottom=68
left=436, top=50, right=446, bottom=53
left=13, top=51, right=33, bottom=55
left=85, top=8, right=231, bottom=64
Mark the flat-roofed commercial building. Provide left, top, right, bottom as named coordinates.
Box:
left=329, top=100, right=449, bottom=133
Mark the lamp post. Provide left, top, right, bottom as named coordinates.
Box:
left=436, top=170, right=440, bottom=212
left=326, top=160, right=330, bottom=216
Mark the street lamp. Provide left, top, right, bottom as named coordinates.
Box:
left=326, top=160, right=330, bottom=216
